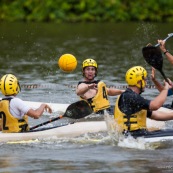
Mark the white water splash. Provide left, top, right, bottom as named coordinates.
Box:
left=104, top=113, right=158, bottom=150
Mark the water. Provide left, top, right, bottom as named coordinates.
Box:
left=0, top=22, right=173, bottom=172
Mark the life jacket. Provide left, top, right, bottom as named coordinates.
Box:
left=114, top=96, right=147, bottom=132
left=79, top=81, right=110, bottom=112
left=0, top=99, right=29, bottom=133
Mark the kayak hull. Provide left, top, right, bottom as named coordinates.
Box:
left=0, top=121, right=173, bottom=144
left=0, top=121, right=107, bottom=143
left=0, top=99, right=173, bottom=144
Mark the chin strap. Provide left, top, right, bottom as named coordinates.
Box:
left=139, top=73, right=146, bottom=94
left=18, top=82, right=21, bottom=92
left=139, top=80, right=144, bottom=95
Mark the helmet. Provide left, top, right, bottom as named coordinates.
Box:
left=0, top=74, right=20, bottom=96
left=82, top=59, right=98, bottom=69
left=125, top=66, right=147, bottom=88
left=82, top=58, right=98, bottom=77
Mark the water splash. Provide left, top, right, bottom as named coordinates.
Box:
left=104, top=113, right=159, bottom=150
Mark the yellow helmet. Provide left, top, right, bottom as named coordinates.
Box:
left=82, top=59, right=98, bottom=69
left=0, top=74, right=20, bottom=96
left=125, top=66, right=147, bottom=88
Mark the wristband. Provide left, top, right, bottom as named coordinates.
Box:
left=164, top=50, right=169, bottom=55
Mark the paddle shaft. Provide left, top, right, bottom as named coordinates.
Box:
left=30, top=116, right=63, bottom=130
left=155, top=33, right=173, bottom=84
left=159, top=70, right=170, bottom=84
left=155, top=33, right=173, bottom=47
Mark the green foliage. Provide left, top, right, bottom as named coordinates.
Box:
left=0, top=0, right=173, bottom=22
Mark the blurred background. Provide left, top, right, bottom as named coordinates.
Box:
left=1, top=0, right=173, bottom=23
left=0, top=0, right=173, bottom=104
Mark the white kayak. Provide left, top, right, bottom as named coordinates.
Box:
left=1, top=120, right=173, bottom=144
left=0, top=99, right=173, bottom=144
left=0, top=121, right=107, bottom=143
left=144, top=132, right=173, bottom=143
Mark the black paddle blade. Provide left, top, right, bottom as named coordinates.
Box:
left=63, top=100, right=93, bottom=119
left=142, top=46, right=163, bottom=70
left=142, top=45, right=170, bottom=84
left=30, top=100, right=92, bottom=131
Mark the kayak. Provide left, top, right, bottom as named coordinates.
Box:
left=0, top=99, right=173, bottom=144
left=1, top=120, right=173, bottom=144
left=144, top=129, right=173, bottom=143
left=0, top=121, right=107, bottom=143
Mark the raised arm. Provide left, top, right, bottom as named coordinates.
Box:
left=151, top=67, right=164, bottom=92
left=158, top=39, right=173, bottom=65
left=151, top=67, right=173, bottom=93
left=149, top=81, right=169, bottom=110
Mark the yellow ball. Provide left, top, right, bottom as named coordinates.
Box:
left=58, top=54, right=77, bottom=72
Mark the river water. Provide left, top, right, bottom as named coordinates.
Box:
left=0, top=22, right=173, bottom=172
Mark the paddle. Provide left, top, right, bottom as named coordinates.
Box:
left=30, top=100, right=93, bottom=130
left=142, top=33, right=173, bottom=84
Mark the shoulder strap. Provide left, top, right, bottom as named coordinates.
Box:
left=2, top=97, right=13, bottom=102
left=78, top=80, right=100, bottom=85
